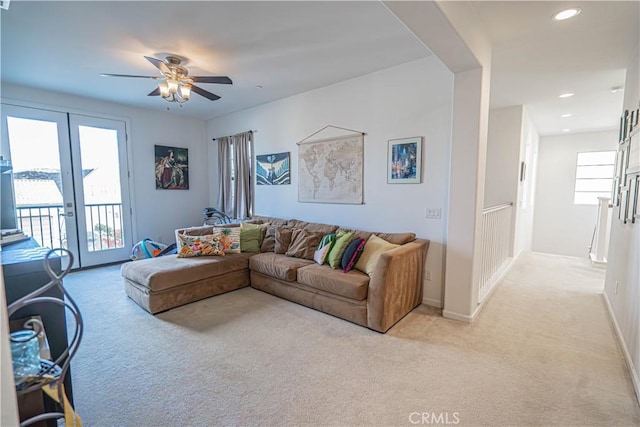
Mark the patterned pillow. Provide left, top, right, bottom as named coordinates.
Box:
left=177, top=233, right=225, bottom=258
left=314, top=234, right=336, bottom=265
left=341, top=238, right=367, bottom=273
left=214, top=227, right=241, bottom=254
left=328, top=231, right=354, bottom=269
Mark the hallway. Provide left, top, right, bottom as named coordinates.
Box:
left=392, top=251, right=640, bottom=425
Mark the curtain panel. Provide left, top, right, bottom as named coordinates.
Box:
left=217, top=131, right=253, bottom=219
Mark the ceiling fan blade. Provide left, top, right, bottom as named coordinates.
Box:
left=191, top=85, right=221, bottom=101
left=144, top=56, right=170, bottom=75
left=101, top=73, right=160, bottom=79
left=191, top=76, right=233, bottom=85
left=147, top=87, right=161, bottom=96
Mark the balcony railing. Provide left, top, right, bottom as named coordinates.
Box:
left=15, top=203, right=123, bottom=251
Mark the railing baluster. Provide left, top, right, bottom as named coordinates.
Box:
left=15, top=203, right=123, bottom=252
left=478, top=203, right=513, bottom=303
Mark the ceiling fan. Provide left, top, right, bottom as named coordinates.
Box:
left=101, top=55, right=232, bottom=103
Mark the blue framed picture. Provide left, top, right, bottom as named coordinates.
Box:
left=388, top=137, right=422, bottom=184
left=256, top=152, right=290, bottom=185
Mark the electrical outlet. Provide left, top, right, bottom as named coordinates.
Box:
left=615, top=281, right=619, bottom=294
left=425, top=270, right=432, bottom=281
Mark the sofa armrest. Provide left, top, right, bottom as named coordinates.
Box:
left=366, top=239, right=429, bottom=332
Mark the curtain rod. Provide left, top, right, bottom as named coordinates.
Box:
left=212, top=130, right=257, bottom=141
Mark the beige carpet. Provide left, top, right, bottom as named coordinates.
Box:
left=63, top=252, right=640, bottom=426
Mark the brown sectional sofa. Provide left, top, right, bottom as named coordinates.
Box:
left=121, top=216, right=429, bottom=333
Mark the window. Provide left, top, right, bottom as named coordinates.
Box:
left=574, top=151, right=616, bottom=205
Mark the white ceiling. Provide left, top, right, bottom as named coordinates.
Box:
left=1, top=1, right=638, bottom=137
left=471, top=0, right=639, bottom=136
left=0, top=1, right=430, bottom=120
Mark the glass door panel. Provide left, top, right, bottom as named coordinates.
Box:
left=1, top=105, right=79, bottom=269
left=69, top=115, right=132, bottom=266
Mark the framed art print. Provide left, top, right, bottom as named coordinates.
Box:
left=155, top=145, right=189, bottom=190
left=256, top=152, right=290, bottom=185
left=388, top=136, right=422, bottom=184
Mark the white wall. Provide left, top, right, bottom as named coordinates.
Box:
left=484, top=105, right=539, bottom=257
left=515, top=107, right=539, bottom=254
left=604, top=45, right=640, bottom=404
left=485, top=106, right=522, bottom=208
left=207, top=58, right=454, bottom=307
left=532, top=129, right=618, bottom=257
left=1, top=84, right=209, bottom=246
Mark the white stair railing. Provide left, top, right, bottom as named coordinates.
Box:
left=478, top=203, right=513, bottom=303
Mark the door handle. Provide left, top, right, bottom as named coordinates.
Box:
left=60, top=212, right=74, bottom=217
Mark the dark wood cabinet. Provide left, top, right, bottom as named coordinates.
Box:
left=2, top=246, right=73, bottom=425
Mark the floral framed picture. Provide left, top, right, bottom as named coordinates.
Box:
left=388, top=137, right=422, bottom=184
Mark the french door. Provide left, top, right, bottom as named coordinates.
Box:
left=1, top=104, right=133, bottom=268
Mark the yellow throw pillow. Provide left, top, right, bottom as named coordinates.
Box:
left=354, top=234, right=399, bottom=277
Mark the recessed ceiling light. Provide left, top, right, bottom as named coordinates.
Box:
left=561, top=113, right=573, bottom=118
left=553, top=8, right=581, bottom=21
left=559, top=92, right=575, bottom=98
left=562, top=128, right=571, bottom=132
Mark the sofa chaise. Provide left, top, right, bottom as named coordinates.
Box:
left=121, top=216, right=429, bottom=333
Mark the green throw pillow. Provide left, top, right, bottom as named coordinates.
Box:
left=240, top=227, right=262, bottom=253
left=327, top=231, right=354, bottom=269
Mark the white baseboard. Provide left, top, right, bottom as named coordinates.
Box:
left=589, top=252, right=607, bottom=269
left=422, top=297, right=443, bottom=308
left=442, top=309, right=473, bottom=322
left=602, top=292, right=640, bottom=407
left=442, top=254, right=518, bottom=323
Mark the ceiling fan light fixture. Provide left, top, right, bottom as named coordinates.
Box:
left=159, top=81, right=170, bottom=98
left=179, top=84, right=192, bottom=100
left=167, top=78, right=179, bottom=94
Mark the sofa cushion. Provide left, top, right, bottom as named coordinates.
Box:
left=285, top=229, right=324, bottom=260
left=249, top=252, right=314, bottom=282
left=342, top=238, right=367, bottom=272
left=240, top=227, right=262, bottom=253
left=337, top=228, right=415, bottom=245
left=252, top=215, right=291, bottom=227
left=121, top=253, right=252, bottom=292
left=274, top=227, right=293, bottom=254
left=214, top=227, right=241, bottom=254
left=297, top=264, right=369, bottom=301
left=240, top=222, right=269, bottom=246
left=314, top=234, right=336, bottom=264
left=177, top=233, right=225, bottom=258
left=327, top=231, right=354, bottom=269
left=374, top=232, right=416, bottom=245
left=261, top=225, right=277, bottom=252
left=302, top=222, right=339, bottom=235
left=175, top=225, right=216, bottom=252
left=354, top=234, right=399, bottom=277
